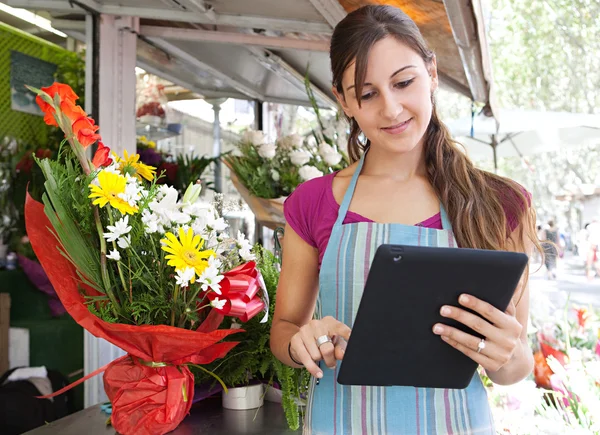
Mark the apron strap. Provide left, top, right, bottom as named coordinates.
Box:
left=439, top=204, right=452, bottom=230
left=333, top=152, right=366, bottom=228
left=333, top=152, right=453, bottom=231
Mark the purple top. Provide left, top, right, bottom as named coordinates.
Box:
left=284, top=172, right=528, bottom=268
left=284, top=172, right=441, bottom=267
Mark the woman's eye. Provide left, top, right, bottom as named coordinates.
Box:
left=395, top=79, right=414, bottom=89
left=360, top=92, right=375, bottom=100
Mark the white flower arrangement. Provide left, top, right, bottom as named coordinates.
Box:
left=223, top=129, right=347, bottom=199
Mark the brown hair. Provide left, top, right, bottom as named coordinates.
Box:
left=330, top=5, right=542, bottom=292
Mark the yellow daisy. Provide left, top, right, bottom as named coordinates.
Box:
left=113, top=150, right=156, bottom=181
left=161, top=228, right=216, bottom=282
left=88, top=171, right=138, bottom=215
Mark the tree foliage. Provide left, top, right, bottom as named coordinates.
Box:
left=476, top=0, right=600, bottom=229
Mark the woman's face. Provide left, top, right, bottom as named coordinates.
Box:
left=334, top=36, right=438, bottom=156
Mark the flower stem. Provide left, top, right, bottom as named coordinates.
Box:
left=94, top=207, right=120, bottom=316
left=184, top=287, right=208, bottom=315
left=58, top=111, right=91, bottom=176
left=128, top=256, right=132, bottom=305
left=107, top=208, right=129, bottom=302
left=171, top=284, right=180, bottom=327
left=55, top=109, right=119, bottom=315
left=177, top=284, right=189, bottom=328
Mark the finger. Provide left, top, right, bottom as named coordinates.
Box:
left=439, top=305, right=505, bottom=343
left=302, top=322, right=337, bottom=368
left=334, top=337, right=347, bottom=361
left=433, top=324, right=494, bottom=356
left=300, top=327, right=323, bottom=362
left=322, top=316, right=352, bottom=341
left=505, top=300, right=517, bottom=316
left=440, top=335, right=501, bottom=372
left=318, top=339, right=337, bottom=369
left=312, top=324, right=337, bottom=368
left=457, top=294, right=510, bottom=327
left=290, top=337, right=322, bottom=378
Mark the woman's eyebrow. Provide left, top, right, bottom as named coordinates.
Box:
left=346, top=65, right=417, bottom=91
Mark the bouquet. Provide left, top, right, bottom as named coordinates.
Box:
left=25, top=82, right=268, bottom=435
left=223, top=129, right=347, bottom=229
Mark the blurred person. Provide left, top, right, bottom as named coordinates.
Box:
left=542, top=220, right=559, bottom=279
left=534, top=224, right=545, bottom=263
left=586, top=220, right=600, bottom=279
left=574, top=223, right=589, bottom=259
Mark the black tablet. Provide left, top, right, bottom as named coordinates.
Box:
left=337, top=244, right=528, bottom=389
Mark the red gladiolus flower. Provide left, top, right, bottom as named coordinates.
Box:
left=35, top=83, right=79, bottom=127
left=92, top=142, right=112, bottom=168
left=60, top=100, right=87, bottom=124
left=72, top=116, right=101, bottom=148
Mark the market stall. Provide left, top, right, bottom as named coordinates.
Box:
left=1, top=1, right=497, bottom=434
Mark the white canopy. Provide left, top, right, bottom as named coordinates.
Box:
left=447, top=109, right=600, bottom=168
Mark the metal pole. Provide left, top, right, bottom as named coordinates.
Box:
left=254, top=99, right=264, bottom=245
left=213, top=103, right=222, bottom=193
left=491, top=134, right=498, bottom=173
left=206, top=99, right=226, bottom=193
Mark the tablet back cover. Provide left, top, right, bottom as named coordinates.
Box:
left=337, top=244, right=528, bottom=389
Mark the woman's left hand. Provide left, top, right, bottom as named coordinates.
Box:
left=432, top=294, right=523, bottom=373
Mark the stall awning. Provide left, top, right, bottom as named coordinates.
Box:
left=6, top=0, right=494, bottom=110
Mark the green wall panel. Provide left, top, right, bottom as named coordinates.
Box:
left=0, top=23, right=78, bottom=145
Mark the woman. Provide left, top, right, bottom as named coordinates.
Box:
left=270, top=5, right=541, bottom=434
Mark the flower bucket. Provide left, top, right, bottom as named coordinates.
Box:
left=222, top=384, right=264, bottom=410
left=225, top=164, right=286, bottom=231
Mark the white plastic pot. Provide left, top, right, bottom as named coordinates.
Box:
left=222, top=384, right=264, bottom=410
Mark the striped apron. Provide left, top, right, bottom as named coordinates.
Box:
left=304, top=153, right=495, bottom=434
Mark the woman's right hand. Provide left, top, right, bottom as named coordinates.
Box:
left=289, top=316, right=352, bottom=378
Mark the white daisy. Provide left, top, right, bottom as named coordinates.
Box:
left=175, top=267, right=196, bottom=288
left=210, top=297, right=227, bottom=310
left=237, top=231, right=256, bottom=261
left=199, top=260, right=224, bottom=294
left=106, top=249, right=121, bottom=261
left=117, top=235, right=131, bottom=249
left=103, top=216, right=131, bottom=242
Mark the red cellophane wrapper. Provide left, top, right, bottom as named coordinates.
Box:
left=25, top=193, right=248, bottom=435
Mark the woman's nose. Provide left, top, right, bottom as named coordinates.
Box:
left=379, top=90, right=404, bottom=121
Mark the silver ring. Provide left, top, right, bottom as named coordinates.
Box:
left=316, top=335, right=332, bottom=348
left=477, top=338, right=486, bottom=353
